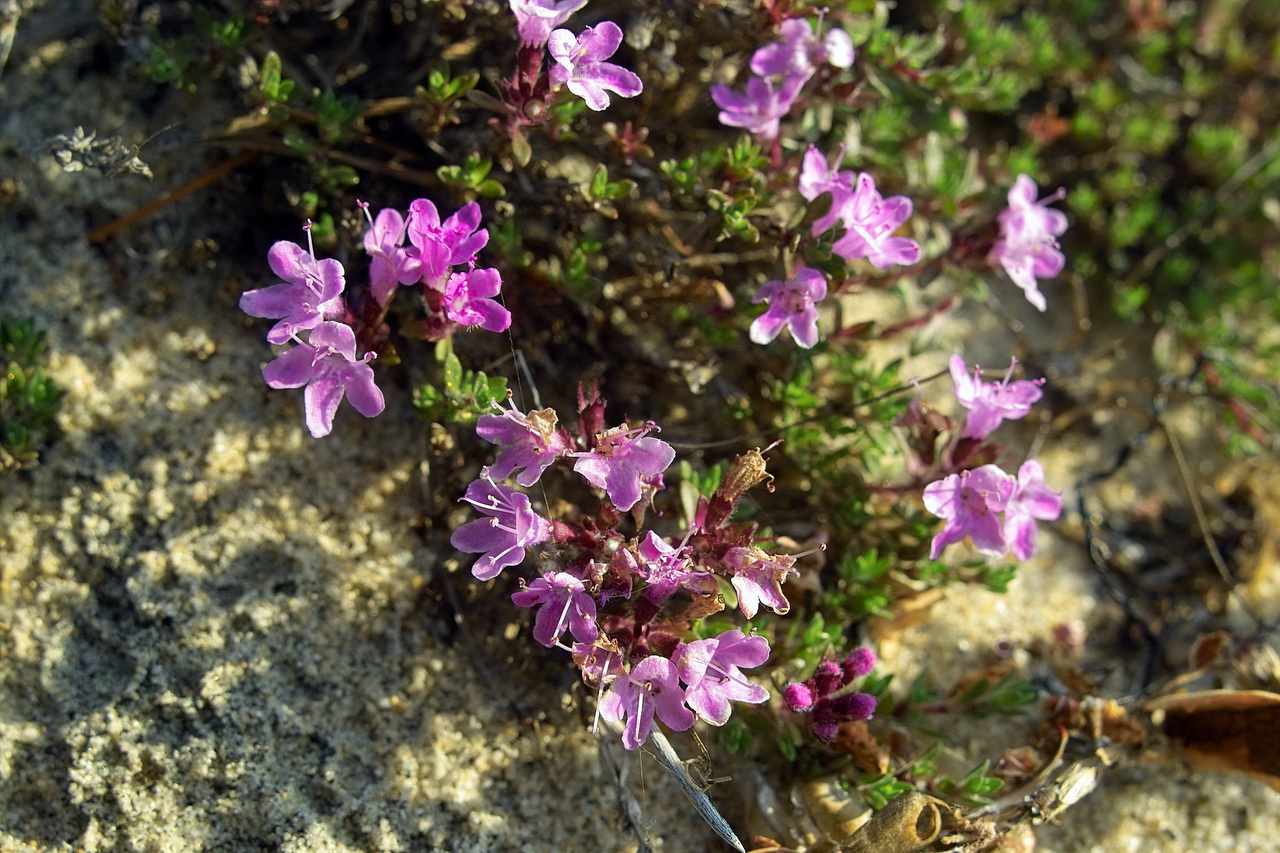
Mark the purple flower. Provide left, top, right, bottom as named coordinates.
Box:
left=674, top=630, right=770, bottom=726
left=783, top=682, right=815, bottom=712
left=573, top=423, right=675, bottom=511
left=829, top=173, right=920, bottom=269
left=512, top=570, right=599, bottom=647
left=261, top=321, right=384, bottom=438
left=811, top=692, right=876, bottom=743
left=509, top=0, right=587, bottom=47
left=949, top=354, right=1045, bottom=440
left=406, top=199, right=489, bottom=290
left=451, top=479, right=553, bottom=580
left=841, top=647, right=877, bottom=682
left=362, top=207, right=422, bottom=307
left=476, top=403, right=572, bottom=487
left=1002, top=460, right=1062, bottom=560
left=784, top=648, right=878, bottom=743
left=749, top=267, right=828, bottom=348
left=799, top=145, right=854, bottom=235
left=710, top=73, right=804, bottom=141
left=725, top=546, right=798, bottom=618
left=444, top=266, right=511, bottom=332
left=988, top=174, right=1068, bottom=312
left=599, top=655, right=695, bottom=750
left=240, top=239, right=346, bottom=345
left=750, top=17, right=854, bottom=80
left=548, top=22, right=644, bottom=111
left=921, top=464, right=1015, bottom=559
left=636, top=531, right=710, bottom=603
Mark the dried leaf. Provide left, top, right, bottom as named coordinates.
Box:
left=1147, top=689, right=1280, bottom=791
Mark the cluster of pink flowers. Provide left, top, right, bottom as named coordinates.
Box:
left=711, top=13, right=853, bottom=141
left=921, top=355, right=1063, bottom=561
left=506, top=1, right=642, bottom=112
left=240, top=199, right=508, bottom=437
left=451, top=390, right=800, bottom=749
left=720, top=18, right=1068, bottom=348
left=751, top=165, right=1069, bottom=348
left=748, top=145, right=926, bottom=349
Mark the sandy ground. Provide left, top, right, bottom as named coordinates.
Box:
left=2, top=2, right=1278, bottom=852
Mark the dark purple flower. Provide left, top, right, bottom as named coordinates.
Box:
left=512, top=570, right=599, bottom=647
left=1002, top=460, right=1062, bottom=560
left=451, top=478, right=553, bottom=580
left=572, top=423, right=675, bottom=511
left=813, top=661, right=844, bottom=696
left=922, top=465, right=1015, bottom=559
left=950, top=354, right=1044, bottom=440
left=829, top=173, right=920, bottom=269
left=509, top=0, right=587, bottom=46
left=261, top=321, right=384, bottom=438
left=988, top=174, right=1068, bottom=312
left=810, top=692, right=876, bottom=742
left=784, top=648, right=878, bottom=743
left=444, top=266, right=511, bottom=333
left=749, top=267, right=828, bottom=349
left=476, top=403, right=572, bottom=487
left=599, top=655, right=695, bottom=750
left=783, top=682, right=815, bottom=712
left=674, top=630, right=770, bottom=726
left=710, top=73, right=804, bottom=141
left=842, top=647, right=877, bottom=682
left=240, top=239, right=346, bottom=345
left=548, top=22, right=643, bottom=111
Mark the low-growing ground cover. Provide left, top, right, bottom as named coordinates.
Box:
left=2, top=1, right=1280, bottom=850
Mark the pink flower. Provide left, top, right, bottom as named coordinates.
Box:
left=572, top=423, right=675, bottom=511
left=508, top=0, right=587, bottom=47
left=635, top=531, right=710, bottom=604
left=406, top=199, right=489, bottom=290
left=240, top=239, right=346, bottom=345
left=261, top=321, right=384, bottom=438
left=548, top=22, right=644, bottom=111
left=829, top=173, right=920, bottom=269
left=710, top=73, right=804, bottom=141
left=674, top=630, right=770, bottom=726
left=988, top=174, right=1068, bottom=311
left=1002, top=460, right=1062, bottom=560
left=361, top=206, right=421, bottom=307
left=444, top=266, right=511, bottom=332
left=750, top=17, right=854, bottom=80
left=512, top=570, right=599, bottom=647
left=749, top=267, right=828, bottom=349
left=599, top=656, right=695, bottom=750
left=799, top=145, right=854, bottom=235
left=949, top=354, right=1044, bottom=440
left=476, top=403, right=572, bottom=487
left=725, top=546, right=798, bottom=618
left=922, top=465, right=1015, bottom=559
left=451, top=479, right=553, bottom=580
